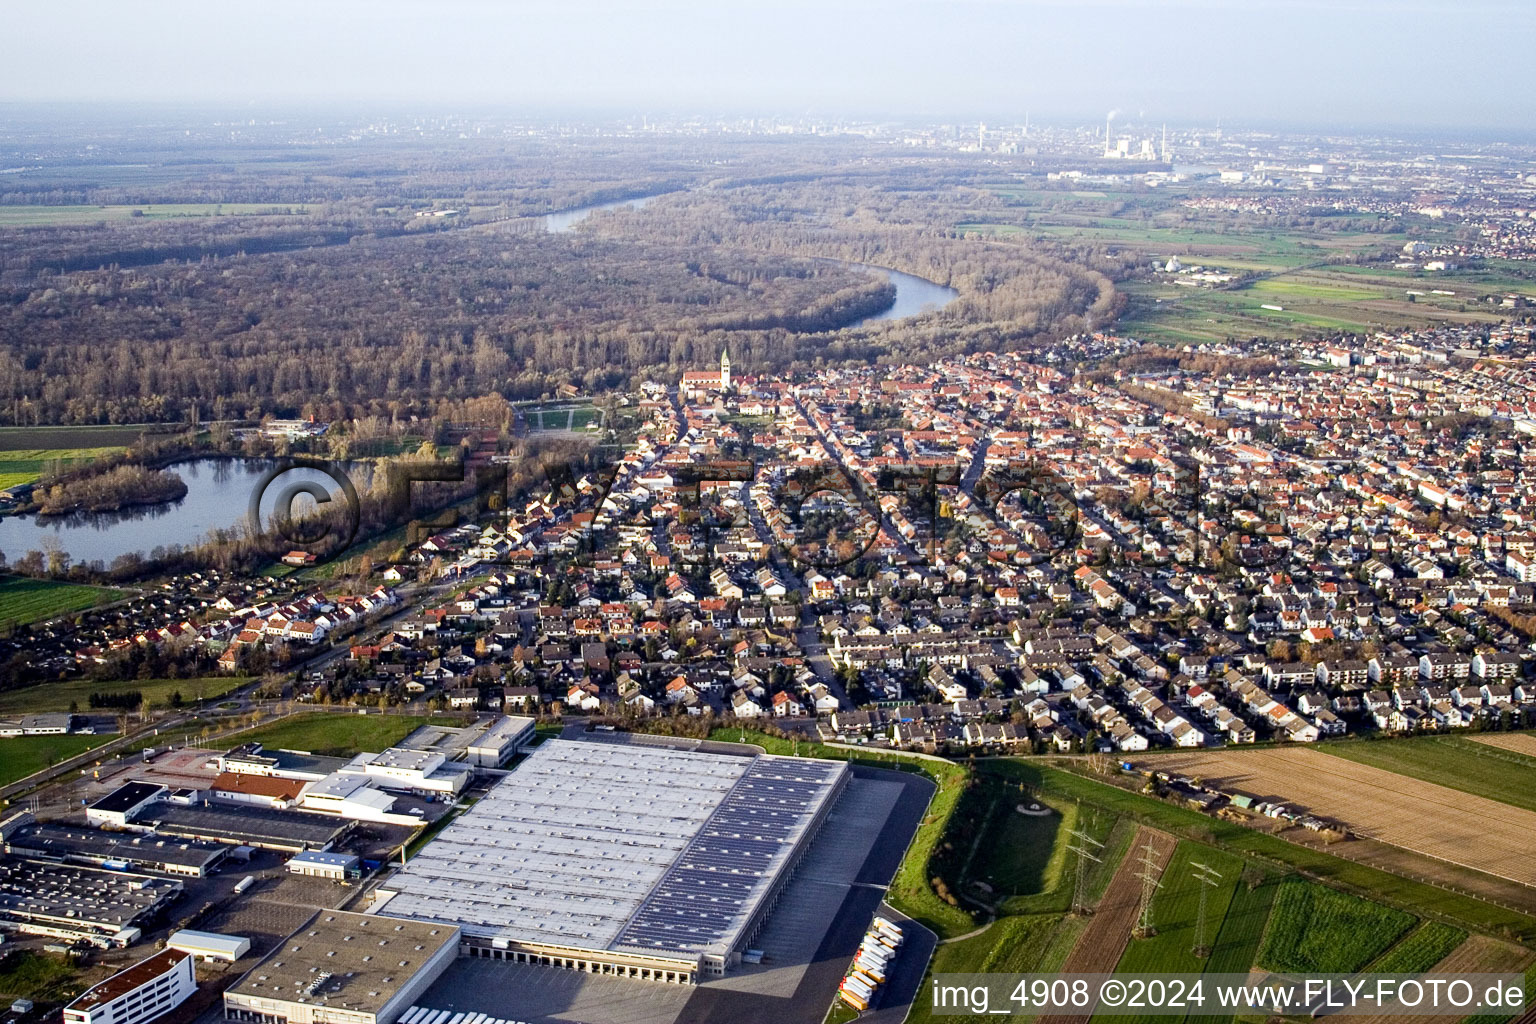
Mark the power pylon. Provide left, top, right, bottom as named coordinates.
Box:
left=1065, top=825, right=1104, bottom=916
left=1133, top=842, right=1164, bottom=939
left=1191, top=860, right=1223, bottom=957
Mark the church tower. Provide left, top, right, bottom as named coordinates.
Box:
left=719, top=347, right=731, bottom=391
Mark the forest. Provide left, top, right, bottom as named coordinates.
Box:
left=0, top=125, right=1122, bottom=425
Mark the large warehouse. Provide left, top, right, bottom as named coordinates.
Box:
left=371, top=738, right=848, bottom=983
left=224, top=911, right=459, bottom=1024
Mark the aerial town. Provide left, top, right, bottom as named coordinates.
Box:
left=4, top=315, right=1536, bottom=1023
left=3, top=8, right=1536, bottom=1015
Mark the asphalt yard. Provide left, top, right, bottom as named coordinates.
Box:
left=411, top=766, right=934, bottom=1024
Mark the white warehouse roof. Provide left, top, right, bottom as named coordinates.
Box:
left=168, top=928, right=251, bottom=960
left=375, top=739, right=846, bottom=961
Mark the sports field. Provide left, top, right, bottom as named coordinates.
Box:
left=225, top=712, right=441, bottom=757
left=0, top=733, right=113, bottom=788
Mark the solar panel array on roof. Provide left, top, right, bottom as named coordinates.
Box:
left=611, top=756, right=844, bottom=956
left=377, top=740, right=753, bottom=948
left=376, top=739, right=847, bottom=965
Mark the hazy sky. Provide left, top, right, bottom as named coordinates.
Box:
left=5, top=0, right=1534, bottom=130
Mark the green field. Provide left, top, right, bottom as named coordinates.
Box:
left=0, top=732, right=113, bottom=788
left=1014, top=761, right=1536, bottom=943
left=0, top=576, right=125, bottom=629
left=0, top=676, right=246, bottom=714
left=1321, top=735, right=1536, bottom=813
left=969, top=796, right=1068, bottom=899
left=1115, top=844, right=1246, bottom=975
left=0, top=203, right=312, bottom=226
left=957, top=188, right=1524, bottom=344
left=905, top=914, right=1065, bottom=1024
left=1367, top=920, right=1466, bottom=973
left=1257, top=880, right=1414, bottom=973
left=0, top=445, right=127, bottom=490
left=1185, top=877, right=1279, bottom=1024
left=227, top=711, right=446, bottom=757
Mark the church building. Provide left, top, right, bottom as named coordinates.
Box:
left=681, top=348, right=732, bottom=400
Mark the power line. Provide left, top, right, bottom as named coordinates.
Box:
left=1065, top=823, right=1105, bottom=916
left=1133, top=841, right=1164, bottom=939
left=1190, top=860, right=1223, bottom=958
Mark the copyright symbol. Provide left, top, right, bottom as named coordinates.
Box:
left=247, top=460, right=361, bottom=560
left=1100, top=979, right=1126, bottom=1007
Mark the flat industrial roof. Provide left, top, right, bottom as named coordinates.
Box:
left=0, top=858, right=180, bottom=929
left=7, top=821, right=227, bottom=870
left=142, top=802, right=349, bottom=847
left=226, top=911, right=458, bottom=1018
left=89, top=781, right=164, bottom=815
left=376, top=739, right=846, bottom=960
left=67, top=949, right=190, bottom=1011
left=467, top=715, right=536, bottom=751
left=291, top=850, right=359, bottom=866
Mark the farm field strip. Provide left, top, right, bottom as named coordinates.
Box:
left=1344, top=935, right=1533, bottom=1024
left=1470, top=733, right=1536, bottom=758
left=1257, top=880, right=1414, bottom=974
left=1142, top=748, right=1536, bottom=888
left=1182, top=879, right=1278, bottom=1024
left=1320, top=737, right=1536, bottom=813
left=1038, top=827, right=1177, bottom=1024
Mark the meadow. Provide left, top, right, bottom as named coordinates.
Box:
left=0, top=203, right=312, bottom=227
left=0, top=575, right=125, bottom=629
left=225, top=711, right=447, bottom=757
left=0, top=445, right=127, bottom=489
left=0, top=675, right=246, bottom=714
left=0, top=732, right=113, bottom=788
left=959, top=185, right=1528, bottom=345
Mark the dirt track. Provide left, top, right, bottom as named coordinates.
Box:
left=1037, top=827, right=1177, bottom=1024
left=1144, top=747, right=1536, bottom=888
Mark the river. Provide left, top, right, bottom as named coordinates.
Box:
left=0, top=458, right=371, bottom=567
left=12, top=200, right=956, bottom=564
left=544, top=196, right=959, bottom=325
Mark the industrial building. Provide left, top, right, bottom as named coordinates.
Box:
left=223, top=911, right=459, bottom=1024
left=342, top=748, right=471, bottom=797
left=464, top=715, right=536, bottom=767
left=135, top=801, right=354, bottom=852
left=63, top=949, right=196, bottom=1024
left=219, top=745, right=350, bottom=782
left=168, top=928, right=252, bottom=962
left=0, top=814, right=229, bottom=877
left=86, top=782, right=168, bottom=828
left=0, top=858, right=181, bottom=947
left=372, top=739, right=848, bottom=983
left=287, top=850, right=361, bottom=880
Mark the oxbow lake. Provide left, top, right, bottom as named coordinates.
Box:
left=0, top=458, right=370, bottom=567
